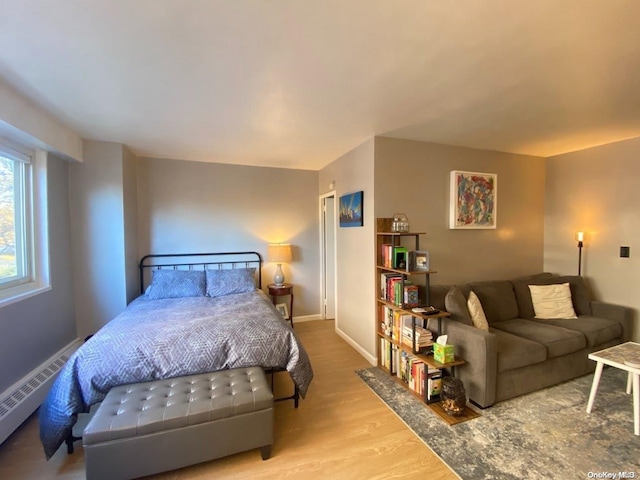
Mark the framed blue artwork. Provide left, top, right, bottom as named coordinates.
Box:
left=339, top=191, right=363, bottom=227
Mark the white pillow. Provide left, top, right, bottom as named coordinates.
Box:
left=467, top=291, right=489, bottom=331
left=528, top=283, right=577, bottom=319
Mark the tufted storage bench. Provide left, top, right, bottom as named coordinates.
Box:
left=82, top=366, right=273, bottom=480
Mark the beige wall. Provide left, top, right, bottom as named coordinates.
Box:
left=137, top=157, right=320, bottom=317
left=123, top=146, right=140, bottom=303
left=545, top=137, right=640, bottom=342
left=375, top=137, right=546, bottom=285
left=319, top=139, right=376, bottom=362
left=0, top=154, right=76, bottom=393
left=69, top=141, right=133, bottom=338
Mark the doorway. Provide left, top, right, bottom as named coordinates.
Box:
left=320, top=192, right=336, bottom=321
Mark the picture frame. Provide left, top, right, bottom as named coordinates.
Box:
left=408, top=250, right=430, bottom=272
left=339, top=191, right=364, bottom=227
left=275, top=303, right=289, bottom=319
left=449, top=170, right=497, bottom=229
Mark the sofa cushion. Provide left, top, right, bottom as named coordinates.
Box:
left=492, top=318, right=586, bottom=358
left=531, top=316, right=622, bottom=348
left=512, top=275, right=591, bottom=319
left=444, top=286, right=473, bottom=325
left=429, top=285, right=451, bottom=311
left=467, top=291, right=489, bottom=330
left=528, top=283, right=577, bottom=319
left=468, top=280, right=519, bottom=324
left=491, top=328, right=547, bottom=373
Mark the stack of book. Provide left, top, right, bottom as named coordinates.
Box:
left=402, top=323, right=433, bottom=349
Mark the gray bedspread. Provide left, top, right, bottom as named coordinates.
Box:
left=39, top=290, right=313, bottom=459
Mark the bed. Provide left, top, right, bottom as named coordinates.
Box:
left=39, top=251, right=314, bottom=459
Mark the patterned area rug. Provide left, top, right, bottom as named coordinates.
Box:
left=356, top=367, right=640, bottom=480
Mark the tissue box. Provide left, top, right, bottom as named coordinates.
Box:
left=433, top=343, right=455, bottom=364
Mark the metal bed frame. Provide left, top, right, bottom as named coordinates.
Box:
left=138, top=251, right=263, bottom=294
left=65, top=251, right=297, bottom=455
left=139, top=251, right=299, bottom=406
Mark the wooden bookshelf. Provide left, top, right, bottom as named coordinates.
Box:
left=375, top=217, right=479, bottom=424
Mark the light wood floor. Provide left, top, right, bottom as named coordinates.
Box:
left=0, top=320, right=457, bottom=479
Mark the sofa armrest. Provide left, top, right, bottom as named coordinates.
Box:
left=591, top=301, right=634, bottom=342
left=441, top=320, right=498, bottom=408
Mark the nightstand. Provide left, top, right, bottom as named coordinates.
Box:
left=268, top=283, right=294, bottom=327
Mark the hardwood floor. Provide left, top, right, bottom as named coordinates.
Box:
left=0, top=320, right=457, bottom=479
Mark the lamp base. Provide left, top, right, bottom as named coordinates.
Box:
left=273, top=264, right=285, bottom=286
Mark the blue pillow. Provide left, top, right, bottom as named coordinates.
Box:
left=147, top=269, right=206, bottom=299
left=206, top=268, right=256, bottom=297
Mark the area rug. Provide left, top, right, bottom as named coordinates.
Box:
left=356, top=367, right=640, bottom=479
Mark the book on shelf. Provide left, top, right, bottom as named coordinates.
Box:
left=403, top=284, right=419, bottom=307
left=392, top=246, right=408, bottom=269
left=401, top=316, right=433, bottom=350
left=398, top=352, right=426, bottom=396
left=427, top=371, right=442, bottom=401
left=380, top=272, right=402, bottom=302
left=380, top=338, right=399, bottom=375
left=381, top=244, right=393, bottom=268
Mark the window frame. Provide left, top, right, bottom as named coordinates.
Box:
left=0, top=139, right=50, bottom=307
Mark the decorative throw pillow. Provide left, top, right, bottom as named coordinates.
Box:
left=528, top=283, right=577, bottom=319
left=206, top=268, right=256, bottom=297
left=467, top=290, right=489, bottom=331
left=147, top=269, right=206, bottom=300
left=445, top=286, right=473, bottom=325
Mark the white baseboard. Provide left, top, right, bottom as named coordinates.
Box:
left=0, top=338, right=82, bottom=445
left=335, top=326, right=376, bottom=365
left=293, top=314, right=322, bottom=324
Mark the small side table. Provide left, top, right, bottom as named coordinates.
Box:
left=268, top=283, right=294, bottom=327
left=586, top=341, right=640, bottom=436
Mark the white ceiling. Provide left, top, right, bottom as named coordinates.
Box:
left=1, top=0, right=640, bottom=170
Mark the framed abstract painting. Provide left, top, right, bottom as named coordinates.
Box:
left=449, top=171, right=497, bottom=229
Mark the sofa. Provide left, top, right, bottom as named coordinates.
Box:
left=428, top=274, right=633, bottom=408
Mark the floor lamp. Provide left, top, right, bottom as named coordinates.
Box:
left=576, top=231, right=584, bottom=276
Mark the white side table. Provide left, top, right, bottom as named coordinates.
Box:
left=586, top=342, right=640, bottom=436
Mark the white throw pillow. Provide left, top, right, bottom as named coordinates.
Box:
left=528, top=283, right=577, bottom=319
left=467, top=291, right=489, bottom=331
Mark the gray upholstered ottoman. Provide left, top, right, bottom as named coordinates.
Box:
left=82, top=366, right=273, bottom=480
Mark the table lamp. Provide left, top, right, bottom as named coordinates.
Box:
left=267, top=244, right=292, bottom=286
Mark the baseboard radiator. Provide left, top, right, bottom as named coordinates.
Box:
left=0, top=339, right=82, bottom=446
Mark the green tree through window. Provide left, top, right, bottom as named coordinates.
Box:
left=0, top=156, right=17, bottom=278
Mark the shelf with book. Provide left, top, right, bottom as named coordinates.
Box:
left=375, top=218, right=474, bottom=417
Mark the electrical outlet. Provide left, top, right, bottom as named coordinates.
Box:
left=620, top=246, right=630, bottom=258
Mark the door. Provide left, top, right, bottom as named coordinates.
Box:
left=320, top=193, right=336, bottom=319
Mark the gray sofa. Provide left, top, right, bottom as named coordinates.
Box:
left=429, top=274, right=633, bottom=408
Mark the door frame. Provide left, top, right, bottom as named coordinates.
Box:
left=319, top=191, right=337, bottom=322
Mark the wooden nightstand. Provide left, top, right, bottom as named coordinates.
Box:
left=268, top=283, right=294, bottom=327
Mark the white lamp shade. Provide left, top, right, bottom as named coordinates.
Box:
left=267, top=244, right=292, bottom=263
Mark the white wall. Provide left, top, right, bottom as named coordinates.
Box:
left=545, top=137, right=640, bottom=341
left=0, top=76, right=82, bottom=162
left=137, top=157, right=320, bottom=316
left=319, top=139, right=376, bottom=362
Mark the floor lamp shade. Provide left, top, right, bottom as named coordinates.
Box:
left=267, top=244, right=292, bottom=285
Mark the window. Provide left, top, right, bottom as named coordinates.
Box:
left=0, top=140, right=49, bottom=306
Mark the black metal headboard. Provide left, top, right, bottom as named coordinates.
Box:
left=138, top=251, right=263, bottom=294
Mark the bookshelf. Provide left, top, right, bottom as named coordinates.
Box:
left=375, top=218, right=478, bottom=423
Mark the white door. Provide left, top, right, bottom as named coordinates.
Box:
left=320, top=194, right=336, bottom=319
